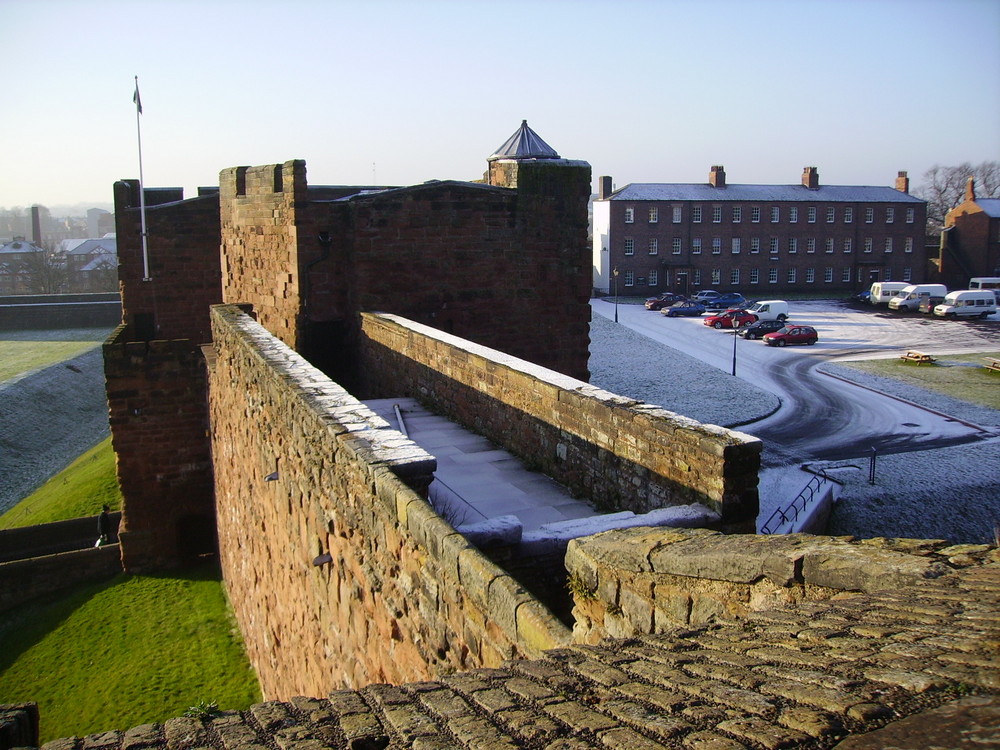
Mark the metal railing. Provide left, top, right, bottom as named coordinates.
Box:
left=760, top=470, right=834, bottom=535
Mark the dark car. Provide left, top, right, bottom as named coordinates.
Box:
left=763, top=325, right=819, bottom=347
left=692, top=290, right=721, bottom=302
left=644, top=292, right=686, bottom=311
left=918, top=295, right=945, bottom=314
left=737, top=319, right=785, bottom=340
left=660, top=300, right=706, bottom=317
left=703, top=292, right=747, bottom=311
left=703, top=309, right=756, bottom=329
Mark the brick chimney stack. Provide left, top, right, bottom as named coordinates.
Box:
left=964, top=175, right=976, bottom=202
left=31, top=205, right=41, bottom=245
left=598, top=175, right=613, bottom=200
left=895, top=171, right=910, bottom=194
left=709, top=166, right=726, bottom=188
left=802, top=167, right=819, bottom=189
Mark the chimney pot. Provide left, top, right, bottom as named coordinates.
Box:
left=598, top=176, right=613, bottom=200
left=895, top=171, right=910, bottom=194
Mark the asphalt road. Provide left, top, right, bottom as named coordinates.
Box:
left=592, top=299, right=999, bottom=467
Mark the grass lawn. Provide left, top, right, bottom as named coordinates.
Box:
left=0, top=437, right=121, bottom=529
left=0, top=566, right=261, bottom=742
left=0, top=328, right=113, bottom=383
left=838, top=351, right=1000, bottom=410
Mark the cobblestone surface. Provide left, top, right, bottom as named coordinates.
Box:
left=6, top=559, right=994, bottom=749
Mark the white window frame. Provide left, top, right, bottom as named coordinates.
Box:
left=712, top=237, right=722, bottom=254
left=844, top=207, right=854, bottom=223
left=692, top=238, right=702, bottom=254
left=692, top=206, right=702, bottom=223
left=826, top=207, right=835, bottom=223
left=712, top=206, right=722, bottom=223
left=865, top=207, right=874, bottom=223
left=672, top=237, right=682, bottom=255
left=770, top=206, right=780, bottom=223
left=825, top=238, right=834, bottom=254
left=711, top=268, right=721, bottom=285
left=624, top=207, right=634, bottom=223
left=732, top=206, right=742, bottom=223
left=884, top=237, right=893, bottom=253
left=886, top=207, right=894, bottom=224
left=768, top=268, right=778, bottom=283
left=903, top=267, right=912, bottom=282
left=842, top=267, right=852, bottom=282
left=769, top=237, right=779, bottom=253
left=788, top=238, right=798, bottom=254
left=904, top=237, right=913, bottom=253
left=906, top=207, right=915, bottom=224
left=624, top=269, right=634, bottom=286
left=824, top=267, right=833, bottom=283
left=789, top=206, right=799, bottom=223
left=806, top=238, right=816, bottom=254
left=649, top=238, right=658, bottom=255
left=672, top=205, right=682, bottom=223
left=731, top=238, right=741, bottom=254
left=806, top=268, right=815, bottom=283
left=649, top=270, right=658, bottom=286
left=750, top=237, right=760, bottom=254
left=807, top=207, right=816, bottom=223
left=751, top=206, right=761, bottom=223
left=843, top=238, right=852, bottom=253
left=649, top=206, right=658, bottom=223
left=693, top=269, right=701, bottom=285
left=730, top=268, right=740, bottom=285
left=750, top=268, right=760, bottom=284
left=787, top=268, right=797, bottom=283
left=624, top=238, right=634, bottom=255
left=864, top=237, right=873, bottom=253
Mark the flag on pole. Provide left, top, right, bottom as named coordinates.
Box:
left=133, top=78, right=142, bottom=114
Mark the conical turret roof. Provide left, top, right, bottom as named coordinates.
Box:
left=489, top=120, right=560, bottom=161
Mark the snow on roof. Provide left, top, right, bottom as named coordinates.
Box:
left=79, top=253, right=117, bottom=272
left=489, top=120, right=560, bottom=161
left=66, top=238, right=117, bottom=256
left=977, top=198, right=1000, bottom=217
left=0, top=239, right=43, bottom=254
left=606, top=182, right=925, bottom=204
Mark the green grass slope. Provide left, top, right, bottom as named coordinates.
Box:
left=0, top=436, right=121, bottom=529
left=0, top=567, right=261, bottom=742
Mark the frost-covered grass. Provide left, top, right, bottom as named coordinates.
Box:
left=0, top=327, right=112, bottom=383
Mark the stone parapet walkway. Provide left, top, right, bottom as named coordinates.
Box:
left=9, top=557, right=997, bottom=750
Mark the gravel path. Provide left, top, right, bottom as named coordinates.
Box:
left=0, top=345, right=111, bottom=515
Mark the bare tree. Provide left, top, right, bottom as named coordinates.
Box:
left=21, top=248, right=68, bottom=294
left=915, top=161, right=1000, bottom=233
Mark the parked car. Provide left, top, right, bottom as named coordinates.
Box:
left=853, top=290, right=872, bottom=304
left=703, top=309, right=756, bottom=329
left=703, top=292, right=747, bottom=311
left=692, top=290, right=721, bottom=302
left=738, top=319, right=786, bottom=339
left=644, top=292, right=686, bottom=311
left=763, top=325, right=818, bottom=347
left=917, top=296, right=945, bottom=314
left=660, top=300, right=707, bottom=317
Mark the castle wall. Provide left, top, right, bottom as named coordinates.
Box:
left=208, top=304, right=570, bottom=700
left=565, top=527, right=959, bottom=643
left=0, top=546, right=121, bottom=611
left=103, top=327, right=215, bottom=572
left=358, top=314, right=761, bottom=527
left=113, top=182, right=221, bottom=344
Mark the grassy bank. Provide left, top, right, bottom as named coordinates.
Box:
left=0, top=566, right=261, bottom=743
left=837, top=351, right=1000, bottom=410
left=0, top=328, right=112, bottom=383
left=0, top=436, right=121, bottom=529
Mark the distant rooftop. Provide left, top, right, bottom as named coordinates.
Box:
left=607, top=183, right=925, bottom=204
left=976, top=198, right=1000, bottom=218
left=489, top=120, right=560, bottom=161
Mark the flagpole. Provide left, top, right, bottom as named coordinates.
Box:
left=134, top=75, right=151, bottom=281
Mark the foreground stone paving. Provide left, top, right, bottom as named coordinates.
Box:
left=6, top=558, right=996, bottom=750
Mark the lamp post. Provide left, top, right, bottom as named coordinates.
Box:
left=731, top=326, right=739, bottom=376
left=613, top=267, right=620, bottom=323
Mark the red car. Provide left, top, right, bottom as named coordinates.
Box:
left=763, top=325, right=819, bottom=346
left=703, top=309, right=757, bottom=329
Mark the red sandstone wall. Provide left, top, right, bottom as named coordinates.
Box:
left=113, top=182, right=221, bottom=343
left=209, top=305, right=569, bottom=699
left=219, top=161, right=307, bottom=350
left=103, top=327, right=215, bottom=571
left=358, top=313, right=761, bottom=527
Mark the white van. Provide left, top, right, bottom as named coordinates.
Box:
left=933, top=290, right=998, bottom=319
left=869, top=282, right=908, bottom=306
left=969, top=277, right=1000, bottom=303
left=746, top=300, right=789, bottom=322
left=888, top=284, right=949, bottom=312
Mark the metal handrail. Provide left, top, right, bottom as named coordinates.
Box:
left=760, top=470, right=833, bottom=534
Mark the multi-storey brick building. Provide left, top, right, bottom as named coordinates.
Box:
left=593, top=166, right=927, bottom=297
left=934, top=176, right=1000, bottom=288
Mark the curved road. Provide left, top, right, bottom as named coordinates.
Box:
left=592, top=299, right=998, bottom=468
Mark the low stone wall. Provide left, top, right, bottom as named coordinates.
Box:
left=359, top=313, right=761, bottom=528
left=0, top=513, right=120, bottom=563
left=0, top=703, right=37, bottom=750
left=208, top=304, right=570, bottom=700
left=0, top=546, right=122, bottom=611
left=0, top=293, right=121, bottom=330
left=565, top=527, right=983, bottom=644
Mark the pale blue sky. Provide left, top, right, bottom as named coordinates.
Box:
left=3, top=0, right=998, bottom=210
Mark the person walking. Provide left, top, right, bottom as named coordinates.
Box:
left=96, top=504, right=112, bottom=547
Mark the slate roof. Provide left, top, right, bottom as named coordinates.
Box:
left=0, top=239, right=43, bottom=255
left=976, top=198, right=1000, bottom=218
left=65, top=238, right=117, bottom=257
left=607, top=183, right=926, bottom=204
left=489, top=120, right=560, bottom=161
